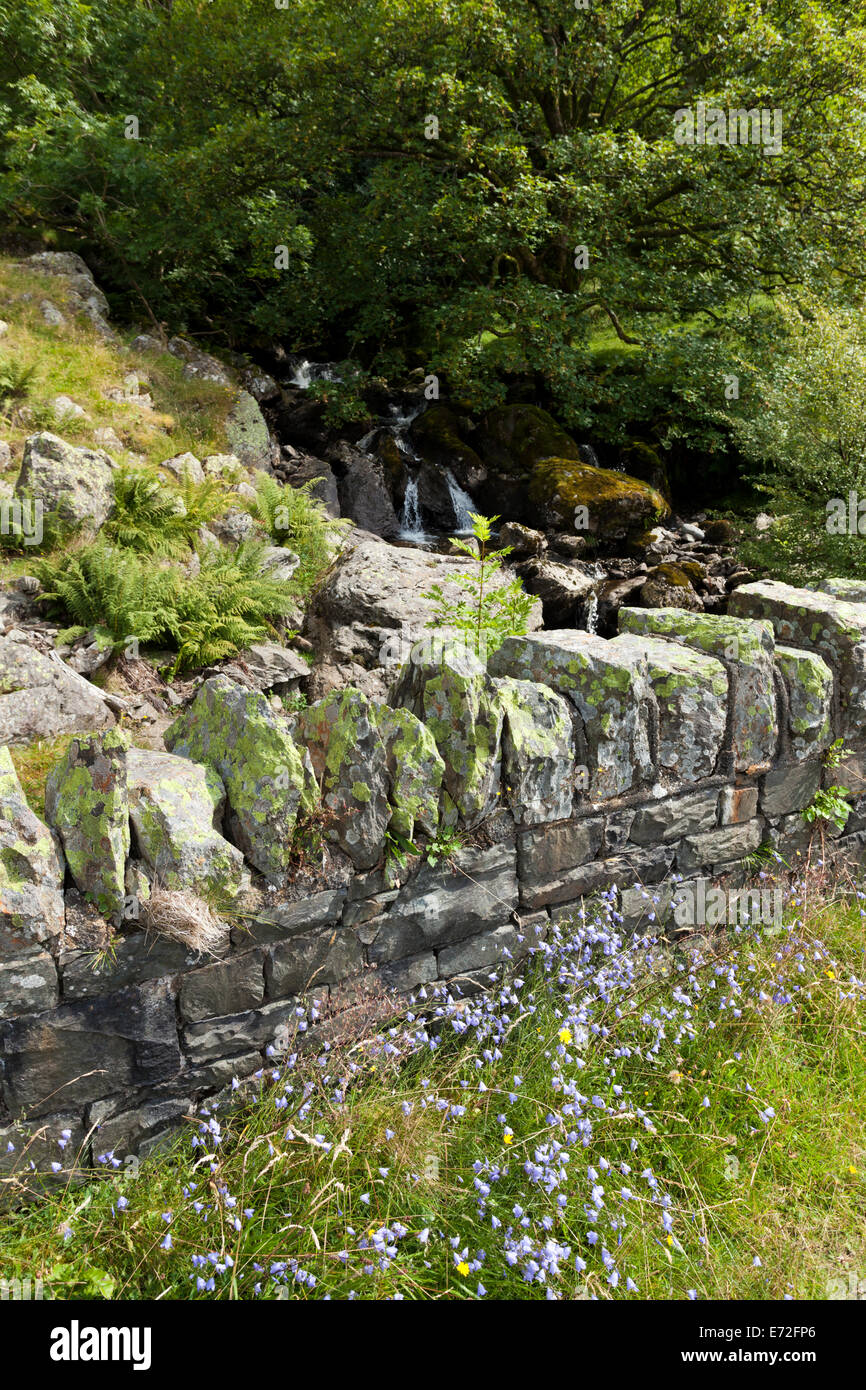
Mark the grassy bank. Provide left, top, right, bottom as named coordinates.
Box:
left=1, top=867, right=863, bottom=1301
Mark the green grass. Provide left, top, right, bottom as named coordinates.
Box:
left=0, top=255, right=339, bottom=673
left=1, top=879, right=862, bottom=1301
left=0, top=258, right=231, bottom=486
left=8, top=736, right=75, bottom=812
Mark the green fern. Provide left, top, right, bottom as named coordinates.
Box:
left=103, top=466, right=223, bottom=556
left=36, top=539, right=298, bottom=676
left=249, top=473, right=338, bottom=593
left=35, top=543, right=174, bottom=645
left=0, top=357, right=37, bottom=414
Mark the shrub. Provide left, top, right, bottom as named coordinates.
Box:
left=733, top=298, right=866, bottom=583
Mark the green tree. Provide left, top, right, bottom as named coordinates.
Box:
left=2, top=0, right=865, bottom=450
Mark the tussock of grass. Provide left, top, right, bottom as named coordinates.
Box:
left=138, top=885, right=228, bottom=954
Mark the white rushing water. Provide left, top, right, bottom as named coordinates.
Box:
left=445, top=468, right=476, bottom=533
left=399, top=477, right=425, bottom=540
left=584, top=591, right=599, bottom=634
left=289, top=360, right=340, bottom=389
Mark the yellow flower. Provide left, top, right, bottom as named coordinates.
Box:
left=559, top=1027, right=572, bottom=1044
left=503, top=1133, right=513, bottom=1145
left=826, top=969, right=836, bottom=979
left=456, top=1261, right=470, bottom=1277
left=848, top=1164, right=858, bottom=1175
left=666, top=1235, right=673, bottom=1246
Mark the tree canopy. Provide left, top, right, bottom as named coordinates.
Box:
left=2, top=0, right=866, bottom=445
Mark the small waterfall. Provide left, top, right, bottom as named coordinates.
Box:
left=580, top=442, right=602, bottom=470
left=584, top=591, right=599, bottom=634
left=289, top=359, right=312, bottom=389
left=399, top=477, right=424, bottom=540
left=289, top=360, right=340, bottom=390
left=389, top=403, right=423, bottom=460
left=445, top=469, right=476, bottom=533
left=582, top=561, right=606, bottom=633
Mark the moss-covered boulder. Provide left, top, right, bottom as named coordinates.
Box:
left=729, top=579, right=866, bottom=742
left=165, top=676, right=313, bottom=885
left=45, top=728, right=130, bottom=922
left=409, top=405, right=487, bottom=490
left=619, top=607, right=777, bottom=771
left=298, top=687, right=392, bottom=869
left=477, top=404, right=581, bottom=475
left=610, top=634, right=728, bottom=781
left=390, top=639, right=504, bottom=827
left=640, top=562, right=702, bottom=612
left=375, top=706, right=444, bottom=840
left=527, top=458, right=669, bottom=536
left=489, top=631, right=653, bottom=799
left=0, top=746, right=65, bottom=959
left=493, top=678, right=575, bottom=824
left=774, top=646, right=833, bottom=762
left=126, top=748, right=248, bottom=899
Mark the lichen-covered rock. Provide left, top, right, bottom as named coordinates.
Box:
left=167, top=337, right=235, bottom=388
left=0, top=634, right=115, bottom=745
left=527, top=458, right=668, bottom=536
left=774, top=646, right=833, bottom=761
left=225, top=389, right=272, bottom=470
left=304, top=534, right=542, bottom=703
left=165, top=677, right=312, bottom=885
left=298, top=688, right=391, bottom=869
left=0, top=747, right=65, bottom=959
left=619, top=607, right=777, bottom=771
left=375, top=706, right=444, bottom=840
left=493, top=677, right=575, bottom=824
left=730, top=580, right=866, bottom=741
left=489, top=630, right=653, bottom=799
left=15, top=432, right=115, bottom=530
left=390, top=640, right=504, bottom=827
left=816, top=578, right=866, bottom=602
left=609, top=633, right=727, bottom=781
left=25, top=251, right=115, bottom=339
left=126, top=748, right=248, bottom=898
left=45, top=729, right=130, bottom=922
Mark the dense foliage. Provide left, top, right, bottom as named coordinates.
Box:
left=2, top=0, right=866, bottom=456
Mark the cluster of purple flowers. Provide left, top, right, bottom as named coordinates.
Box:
left=91, top=869, right=863, bottom=1299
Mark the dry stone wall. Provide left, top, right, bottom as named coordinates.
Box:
left=3, top=578, right=866, bottom=1185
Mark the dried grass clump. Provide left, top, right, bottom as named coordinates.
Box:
left=138, top=884, right=228, bottom=954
